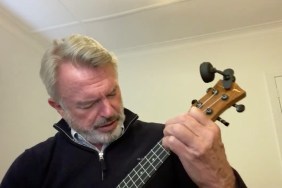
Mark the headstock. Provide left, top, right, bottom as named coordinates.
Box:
left=192, top=62, right=246, bottom=126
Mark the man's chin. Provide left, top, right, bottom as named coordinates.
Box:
left=82, top=124, right=123, bottom=144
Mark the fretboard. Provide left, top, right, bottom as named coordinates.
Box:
left=116, top=140, right=171, bottom=188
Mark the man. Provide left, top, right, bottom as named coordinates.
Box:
left=0, top=34, right=246, bottom=187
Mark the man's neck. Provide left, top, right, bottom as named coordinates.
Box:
left=93, top=143, right=103, bottom=151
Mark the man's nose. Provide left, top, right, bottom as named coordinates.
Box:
left=100, top=99, right=114, bottom=117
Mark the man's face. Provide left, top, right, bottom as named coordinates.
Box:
left=50, top=62, right=125, bottom=145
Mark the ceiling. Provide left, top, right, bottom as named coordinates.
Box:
left=1, top=0, right=282, bottom=51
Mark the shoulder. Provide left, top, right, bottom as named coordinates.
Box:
left=1, top=135, right=59, bottom=187
left=24, top=135, right=59, bottom=158
left=122, top=120, right=164, bottom=145
left=134, top=120, right=164, bottom=129
left=124, top=108, right=164, bottom=132
left=11, top=135, right=58, bottom=169
left=132, top=120, right=164, bottom=134
left=7, top=133, right=67, bottom=173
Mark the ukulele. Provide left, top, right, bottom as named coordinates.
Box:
left=117, top=62, right=246, bottom=188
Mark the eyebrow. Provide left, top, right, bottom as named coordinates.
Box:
left=108, top=86, right=118, bottom=94
left=76, top=100, right=96, bottom=106
left=76, top=86, right=118, bottom=106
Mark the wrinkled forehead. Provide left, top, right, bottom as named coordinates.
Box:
left=57, top=61, right=116, bottom=80
left=55, top=62, right=118, bottom=97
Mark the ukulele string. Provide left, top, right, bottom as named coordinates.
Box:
left=198, top=90, right=217, bottom=109
left=197, top=88, right=222, bottom=114
left=203, top=96, right=222, bottom=113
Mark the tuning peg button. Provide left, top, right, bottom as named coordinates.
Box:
left=233, top=104, right=245, bottom=112
left=191, top=99, right=202, bottom=108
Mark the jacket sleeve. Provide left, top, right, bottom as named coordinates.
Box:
left=171, top=153, right=247, bottom=187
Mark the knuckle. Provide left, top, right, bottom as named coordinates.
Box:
left=168, top=135, right=177, bottom=145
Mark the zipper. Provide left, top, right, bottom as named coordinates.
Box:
left=54, top=111, right=139, bottom=181
left=56, top=123, right=108, bottom=181
left=99, top=151, right=106, bottom=181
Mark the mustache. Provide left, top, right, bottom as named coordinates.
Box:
left=93, top=114, right=121, bottom=128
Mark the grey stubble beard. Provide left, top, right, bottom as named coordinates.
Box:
left=64, top=106, right=125, bottom=145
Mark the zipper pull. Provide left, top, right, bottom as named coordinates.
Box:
left=99, top=151, right=106, bottom=180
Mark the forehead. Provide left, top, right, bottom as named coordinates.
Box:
left=58, top=62, right=116, bottom=79
left=56, top=62, right=117, bottom=99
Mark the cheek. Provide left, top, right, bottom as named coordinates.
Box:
left=71, top=110, right=98, bottom=127
left=112, top=97, right=123, bottom=113
left=115, top=92, right=123, bottom=106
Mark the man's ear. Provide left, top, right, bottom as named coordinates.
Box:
left=48, top=98, right=65, bottom=117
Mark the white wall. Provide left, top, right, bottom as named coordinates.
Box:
left=0, top=13, right=59, bottom=181
left=117, top=25, right=282, bottom=187
left=1, top=13, right=282, bottom=187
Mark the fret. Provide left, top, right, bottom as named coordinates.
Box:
left=128, top=174, right=138, bottom=188
left=133, top=168, right=145, bottom=186
left=125, top=161, right=149, bottom=187
left=151, top=148, right=161, bottom=161
left=120, top=175, right=133, bottom=188
left=136, top=163, right=150, bottom=181
left=116, top=140, right=171, bottom=188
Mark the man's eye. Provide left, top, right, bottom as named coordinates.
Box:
left=80, top=104, right=92, bottom=109
left=80, top=102, right=97, bottom=109
left=108, top=91, right=116, bottom=97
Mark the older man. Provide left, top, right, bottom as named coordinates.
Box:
left=1, top=34, right=246, bottom=188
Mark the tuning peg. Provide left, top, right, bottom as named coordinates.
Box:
left=216, top=117, right=229, bottom=126
left=233, top=104, right=245, bottom=113
left=191, top=99, right=202, bottom=108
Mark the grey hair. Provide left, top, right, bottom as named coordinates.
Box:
left=40, top=34, right=118, bottom=101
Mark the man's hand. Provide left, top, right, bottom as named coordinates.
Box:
left=162, top=106, right=236, bottom=188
